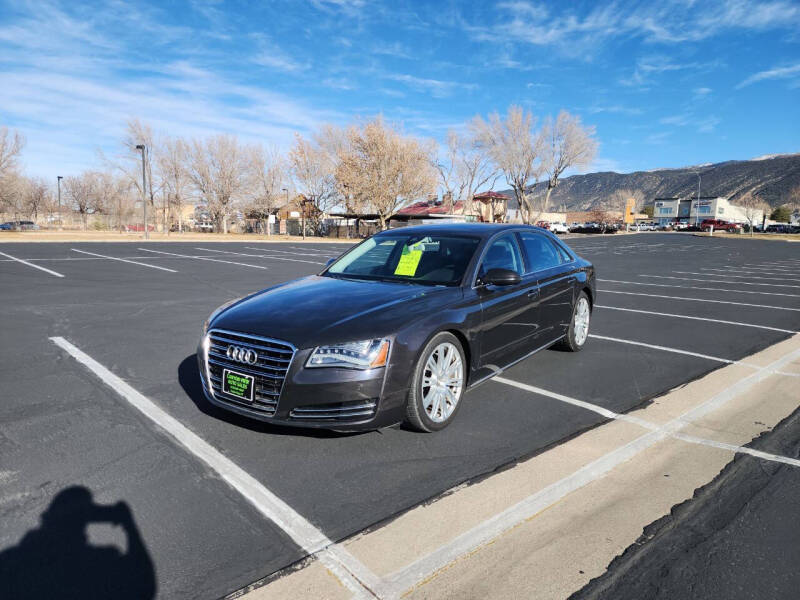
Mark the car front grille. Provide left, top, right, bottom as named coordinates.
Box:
left=289, top=400, right=377, bottom=422
left=206, top=329, right=295, bottom=416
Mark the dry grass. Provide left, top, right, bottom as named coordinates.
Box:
left=692, top=232, right=800, bottom=242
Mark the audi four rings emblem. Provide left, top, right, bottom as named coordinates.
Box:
left=227, top=345, right=258, bottom=365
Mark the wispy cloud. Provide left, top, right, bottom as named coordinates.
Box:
left=736, top=62, right=800, bottom=88
left=619, top=55, right=720, bottom=88
left=386, top=73, right=476, bottom=97
left=659, top=113, right=720, bottom=133
left=587, top=104, right=644, bottom=116
left=464, top=0, right=800, bottom=50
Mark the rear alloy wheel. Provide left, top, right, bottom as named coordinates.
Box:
left=405, top=332, right=466, bottom=432
left=558, top=291, right=591, bottom=352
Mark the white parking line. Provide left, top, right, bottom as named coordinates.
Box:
left=596, top=305, right=797, bottom=334
left=196, top=247, right=327, bottom=266
left=599, top=278, right=800, bottom=298
left=741, top=264, right=798, bottom=271
left=590, top=334, right=800, bottom=378
left=379, top=344, right=800, bottom=597
left=588, top=334, right=752, bottom=365
left=0, top=254, right=227, bottom=262
left=138, top=248, right=269, bottom=270
left=702, top=267, right=800, bottom=277
left=72, top=249, right=178, bottom=273
left=493, top=377, right=800, bottom=469
left=598, top=289, right=800, bottom=312
left=641, top=274, right=800, bottom=289
left=673, top=270, right=800, bottom=283
left=0, top=250, right=64, bottom=277
left=49, top=336, right=379, bottom=598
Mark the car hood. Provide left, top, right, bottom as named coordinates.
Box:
left=211, top=275, right=461, bottom=348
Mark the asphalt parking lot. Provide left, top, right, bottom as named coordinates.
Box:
left=1, top=233, right=798, bottom=599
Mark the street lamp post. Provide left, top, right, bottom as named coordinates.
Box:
left=136, top=144, right=148, bottom=240
left=282, top=188, right=289, bottom=236
left=302, top=196, right=308, bottom=240
left=694, top=171, right=701, bottom=227
left=57, top=176, right=63, bottom=231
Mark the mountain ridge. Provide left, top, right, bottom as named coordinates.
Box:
left=502, top=153, right=800, bottom=210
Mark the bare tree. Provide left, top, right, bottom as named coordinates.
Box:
left=64, top=172, right=101, bottom=230
left=101, top=119, right=162, bottom=231
left=0, top=172, right=25, bottom=221
left=187, top=134, right=251, bottom=234
left=334, top=116, right=436, bottom=230
left=0, top=126, right=25, bottom=179
left=734, top=191, right=769, bottom=236
left=157, top=136, right=191, bottom=233
left=249, top=145, right=287, bottom=235
left=289, top=133, right=338, bottom=233
left=471, top=106, right=544, bottom=224
left=540, top=110, right=597, bottom=214
left=435, top=130, right=498, bottom=216
left=23, top=177, right=52, bottom=221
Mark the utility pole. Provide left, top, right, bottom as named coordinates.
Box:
left=57, top=176, right=63, bottom=231
left=136, top=144, right=148, bottom=240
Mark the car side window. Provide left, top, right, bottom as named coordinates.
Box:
left=478, top=234, right=524, bottom=281
left=519, top=232, right=563, bottom=274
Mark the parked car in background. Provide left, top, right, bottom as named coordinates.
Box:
left=700, top=219, right=742, bottom=232
left=0, top=220, right=39, bottom=231
left=766, top=224, right=793, bottom=233
left=549, top=222, right=569, bottom=234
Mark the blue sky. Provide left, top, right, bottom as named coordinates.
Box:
left=1, top=0, right=799, bottom=179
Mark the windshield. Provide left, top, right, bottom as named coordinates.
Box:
left=325, top=233, right=480, bottom=286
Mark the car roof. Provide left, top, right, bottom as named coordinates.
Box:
left=375, top=222, right=550, bottom=238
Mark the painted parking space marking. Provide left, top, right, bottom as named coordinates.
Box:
left=49, top=336, right=379, bottom=599
left=702, top=267, right=800, bottom=277
left=72, top=248, right=178, bottom=273
left=0, top=250, right=64, bottom=277
left=599, top=278, right=800, bottom=298
left=377, top=345, right=800, bottom=598
left=588, top=334, right=754, bottom=366
left=196, top=247, right=327, bottom=266
left=493, top=377, right=800, bottom=468
left=672, top=270, right=800, bottom=283
left=138, top=248, right=269, bottom=270
left=641, top=274, right=800, bottom=289
left=596, top=305, right=797, bottom=334
left=598, top=289, right=800, bottom=312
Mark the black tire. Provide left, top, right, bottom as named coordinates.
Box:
left=405, top=332, right=466, bottom=432
left=557, top=291, right=592, bottom=352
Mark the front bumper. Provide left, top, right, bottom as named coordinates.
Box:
left=196, top=342, right=406, bottom=431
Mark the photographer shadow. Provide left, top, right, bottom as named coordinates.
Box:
left=0, top=486, right=156, bottom=599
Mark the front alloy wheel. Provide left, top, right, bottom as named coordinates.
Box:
left=559, top=291, right=591, bottom=352
left=406, top=332, right=466, bottom=432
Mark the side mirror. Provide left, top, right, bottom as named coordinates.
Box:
left=482, top=268, right=521, bottom=286
left=325, top=257, right=336, bottom=268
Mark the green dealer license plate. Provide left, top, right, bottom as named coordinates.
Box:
left=222, top=369, right=254, bottom=402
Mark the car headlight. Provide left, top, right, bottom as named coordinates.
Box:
left=202, top=297, right=242, bottom=335
left=306, top=339, right=390, bottom=369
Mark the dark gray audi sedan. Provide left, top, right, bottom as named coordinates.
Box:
left=198, top=223, right=595, bottom=432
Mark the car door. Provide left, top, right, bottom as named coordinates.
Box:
left=518, top=232, right=575, bottom=341
left=476, top=233, right=541, bottom=368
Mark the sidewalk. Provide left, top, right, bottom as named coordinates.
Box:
left=238, top=334, right=800, bottom=599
